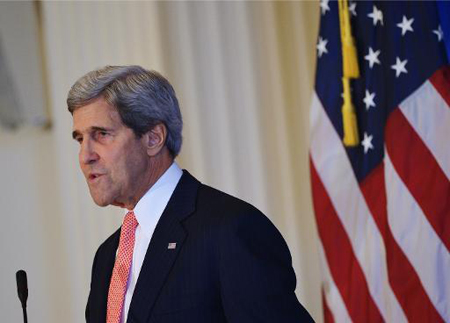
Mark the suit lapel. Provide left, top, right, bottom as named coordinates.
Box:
left=127, top=171, right=200, bottom=322
left=91, top=229, right=119, bottom=322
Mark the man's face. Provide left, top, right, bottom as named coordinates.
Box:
left=72, top=98, right=151, bottom=208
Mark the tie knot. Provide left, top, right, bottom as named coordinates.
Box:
left=123, top=211, right=138, bottom=232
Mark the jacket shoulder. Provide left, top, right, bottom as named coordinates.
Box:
left=196, top=183, right=260, bottom=215
left=97, top=227, right=120, bottom=254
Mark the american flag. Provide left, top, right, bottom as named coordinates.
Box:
left=310, top=1, right=449, bottom=322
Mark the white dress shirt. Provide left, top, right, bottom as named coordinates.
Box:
left=121, top=162, right=183, bottom=323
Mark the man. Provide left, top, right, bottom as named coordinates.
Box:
left=68, top=65, right=313, bottom=323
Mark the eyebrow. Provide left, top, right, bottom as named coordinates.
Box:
left=72, top=126, right=112, bottom=140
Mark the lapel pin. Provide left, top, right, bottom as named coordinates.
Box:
left=168, top=242, right=177, bottom=250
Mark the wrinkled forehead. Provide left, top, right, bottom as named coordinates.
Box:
left=72, top=98, right=123, bottom=133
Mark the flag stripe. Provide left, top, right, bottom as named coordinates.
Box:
left=321, top=290, right=335, bottom=323
left=429, top=66, right=450, bottom=108
left=399, top=75, right=450, bottom=180
left=311, top=160, right=381, bottom=322
left=310, top=93, right=406, bottom=322
left=318, top=242, right=348, bottom=323
left=359, top=163, right=444, bottom=323
left=322, top=291, right=334, bottom=323
left=386, top=108, right=450, bottom=253
left=384, top=148, right=450, bottom=321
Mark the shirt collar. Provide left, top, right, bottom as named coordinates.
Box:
left=127, top=162, right=183, bottom=238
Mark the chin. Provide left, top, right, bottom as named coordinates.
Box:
left=90, top=194, right=112, bottom=207
left=93, top=200, right=110, bottom=207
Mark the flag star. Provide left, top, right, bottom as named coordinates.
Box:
left=361, top=132, right=374, bottom=154
left=391, top=57, right=408, bottom=77
left=349, top=2, right=357, bottom=16
left=320, top=0, right=330, bottom=15
left=433, top=25, right=443, bottom=42
left=317, top=37, right=328, bottom=58
left=368, top=6, right=383, bottom=26
left=397, top=16, right=414, bottom=36
left=363, top=90, right=376, bottom=110
left=364, top=47, right=381, bottom=68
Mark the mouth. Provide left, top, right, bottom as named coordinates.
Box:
left=88, top=173, right=103, bottom=182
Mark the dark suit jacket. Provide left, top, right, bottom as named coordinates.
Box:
left=86, top=171, right=313, bottom=322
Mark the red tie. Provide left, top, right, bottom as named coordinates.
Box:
left=106, top=211, right=138, bottom=323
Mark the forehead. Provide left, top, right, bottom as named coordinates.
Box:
left=72, top=98, right=123, bottom=131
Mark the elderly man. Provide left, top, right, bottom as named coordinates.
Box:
left=68, top=66, right=313, bottom=323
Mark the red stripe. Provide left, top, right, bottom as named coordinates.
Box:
left=310, top=158, right=383, bottom=323
left=360, top=163, right=444, bottom=323
left=385, top=108, right=450, bottom=252
left=429, top=65, right=450, bottom=108
left=322, top=288, right=335, bottom=323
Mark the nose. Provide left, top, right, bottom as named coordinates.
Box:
left=79, top=138, right=99, bottom=165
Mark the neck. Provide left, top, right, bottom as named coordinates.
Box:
left=118, top=149, right=174, bottom=210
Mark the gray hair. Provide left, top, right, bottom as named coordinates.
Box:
left=67, top=65, right=183, bottom=157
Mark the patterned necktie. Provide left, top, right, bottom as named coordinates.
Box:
left=106, top=211, right=138, bottom=323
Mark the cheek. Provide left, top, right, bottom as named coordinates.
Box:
left=104, top=141, right=147, bottom=183
left=107, top=153, right=130, bottom=181
left=123, top=150, right=148, bottom=179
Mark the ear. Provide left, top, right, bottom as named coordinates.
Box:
left=143, top=123, right=167, bottom=157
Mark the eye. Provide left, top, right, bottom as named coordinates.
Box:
left=95, top=130, right=110, bottom=141
left=74, top=136, right=83, bottom=144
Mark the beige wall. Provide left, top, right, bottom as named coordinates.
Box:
left=0, top=2, right=321, bottom=322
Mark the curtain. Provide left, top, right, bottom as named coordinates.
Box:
left=0, top=2, right=321, bottom=322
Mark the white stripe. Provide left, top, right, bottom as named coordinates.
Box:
left=399, top=80, right=450, bottom=180
left=318, top=241, right=352, bottom=323
left=310, top=92, right=407, bottom=322
left=384, top=149, right=450, bottom=321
